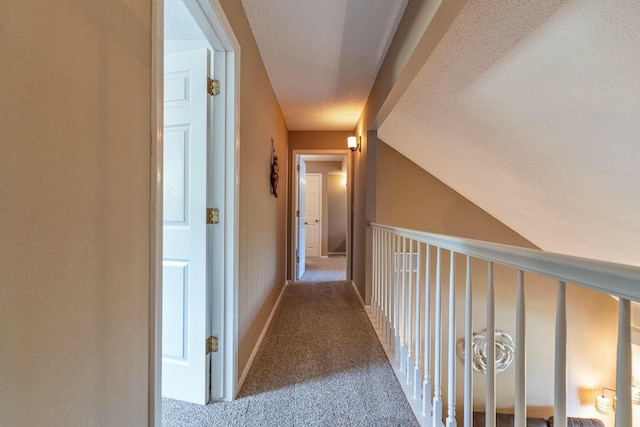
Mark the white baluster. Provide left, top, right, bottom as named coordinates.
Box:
left=554, top=281, right=567, bottom=427
left=446, top=251, right=457, bottom=427
left=515, top=270, right=526, bottom=427
left=463, top=256, right=472, bottom=427
left=400, top=237, right=407, bottom=373
left=433, top=247, right=443, bottom=427
left=378, top=230, right=383, bottom=330
left=423, top=244, right=433, bottom=416
left=616, top=298, right=632, bottom=427
left=414, top=242, right=423, bottom=398
left=381, top=231, right=387, bottom=336
left=387, top=232, right=393, bottom=344
left=486, top=262, right=495, bottom=427
left=373, top=229, right=379, bottom=321
left=394, top=235, right=401, bottom=361
left=407, top=239, right=414, bottom=384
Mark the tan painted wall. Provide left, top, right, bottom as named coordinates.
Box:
left=377, top=141, right=617, bottom=421
left=305, top=161, right=343, bottom=256
left=1, top=1, right=151, bottom=425
left=287, top=131, right=351, bottom=280
left=351, top=0, right=471, bottom=303
left=327, top=174, right=348, bottom=253
left=376, top=142, right=535, bottom=246
left=219, top=0, right=289, bottom=384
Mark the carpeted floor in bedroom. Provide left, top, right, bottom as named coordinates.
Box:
left=162, top=281, right=418, bottom=427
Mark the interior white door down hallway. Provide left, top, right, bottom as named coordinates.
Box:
left=305, top=173, right=322, bottom=258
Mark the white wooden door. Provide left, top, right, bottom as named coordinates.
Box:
left=162, top=48, right=210, bottom=405
left=296, top=158, right=307, bottom=279
left=305, top=174, right=321, bottom=258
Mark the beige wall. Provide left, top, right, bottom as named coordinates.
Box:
left=219, top=0, right=289, bottom=385
left=376, top=142, right=535, bottom=246
left=377, top=141, right=617, bottom=421
left=327, top=174, right=347, bottom=253
left=287, top=131, right=351, bottom=279
left=305, top=161, right=343, bottom=256
left=1, top=1, right=151, bottom=425
left=351, top=0, right=470, bottom=303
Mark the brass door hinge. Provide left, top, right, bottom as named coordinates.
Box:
left=206, top=336, right=219, bottom=354
left=208, top=78, right=220, bottom=96
left=207, top=208, right=219, bottom=224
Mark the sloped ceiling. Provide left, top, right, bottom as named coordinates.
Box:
left=378, top=0, right=640, bottom=266
left=241, top=0, right=407, bottom=131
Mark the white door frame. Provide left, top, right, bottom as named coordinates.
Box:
left=290, top=150, right=351, bottom=283
left=151, top=0, right=240, bottom=424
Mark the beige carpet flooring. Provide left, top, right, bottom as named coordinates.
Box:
left=298, top=255, right=346, bottom=282
left=162, top=281, right=418, bottom=426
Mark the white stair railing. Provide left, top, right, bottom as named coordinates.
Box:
left=369, top=223, right=640, bottom=427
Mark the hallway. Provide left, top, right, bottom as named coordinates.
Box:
left=162, top=281, right=417, bottom=426
left=299, top=256, right=347, bottom=282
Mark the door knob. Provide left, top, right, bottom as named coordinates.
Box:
left=315, top=219, right=319, bottom=223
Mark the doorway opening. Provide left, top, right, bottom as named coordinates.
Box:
left=152, top=0, right=239, bottom=422
left=293, top=152, right=350, bottom=283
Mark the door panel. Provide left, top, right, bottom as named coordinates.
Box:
left=162, top=48, right=210, bottom=405
left=305, top=174, right=321, bottom=258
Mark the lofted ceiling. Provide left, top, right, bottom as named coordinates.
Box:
left=378, top=0, right=640, bottom=266
left=236, top=0, right=639, bottom=267
left=241, top=0, right=407, bottom=131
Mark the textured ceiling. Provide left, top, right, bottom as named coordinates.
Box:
left=378, top=0, right=640, bottom=266
left=241, top=0, right=407, bottom=131
left=165, top=0, right=205, bottom=41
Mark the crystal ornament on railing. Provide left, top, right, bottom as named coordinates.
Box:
left=457, top=330, right=515, bottom=374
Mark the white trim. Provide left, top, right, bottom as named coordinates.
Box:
left=236, top=282, right=289, bottom=393
left=351, top=280, right=365, bottom=306
left=151, top=0, right=241, bottom=414
left=290, top=149, right=352, bottom=282
left=371, top=223, right=640, bottom=301
left=150, top=0, right=163, bottom=425
left=365, top=308, right=429, bottom=427
left=196, top=0, right=241, bottom=402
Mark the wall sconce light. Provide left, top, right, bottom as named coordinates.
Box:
left=595, top=388, right=616, bottom=414
left=595, top=384, right=640, bottom=415
left=348, top=136, right=361, bottom=152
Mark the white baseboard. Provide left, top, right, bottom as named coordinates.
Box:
left=365, top=308, right=429, bottom=427
left=351, top=280, right=365, bottom=306
left=236, top=281, right=288, bottom=393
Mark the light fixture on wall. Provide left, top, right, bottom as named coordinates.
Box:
left=595, top=384, right=640, bottom=415
left=634, top=384, right=640, bottom=405
left=347, top=136, right=361, bottom=152
left=595, top=388, right=616, bottom=414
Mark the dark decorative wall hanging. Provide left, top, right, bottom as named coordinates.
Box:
left=270, top=138, right=279, bottom=198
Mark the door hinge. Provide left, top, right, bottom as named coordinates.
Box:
left=296, top=210, right=299, bottom=217
left=296, top=256, right=299, bottom=263
left=208, top=78, right=220, bottom=96
left=207, top=208, right=219, bottom=224
left=297, top=164, right=300, bottom=171
left=206, top=336, right=219, bottom=354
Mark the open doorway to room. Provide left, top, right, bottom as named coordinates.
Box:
left=294, top=153, right=349, bottom=282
